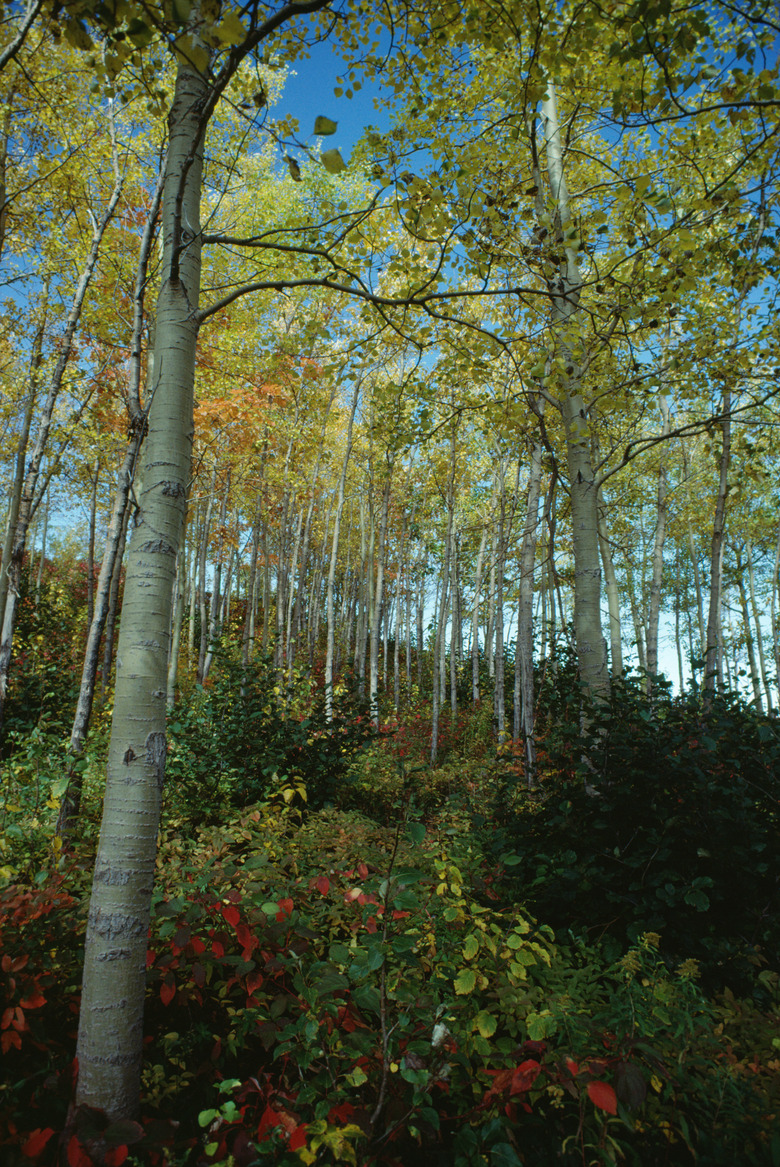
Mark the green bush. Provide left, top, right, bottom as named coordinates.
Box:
left=165, top=648, right=376, bottom=818
left=491, top=673, right=780, bottom=991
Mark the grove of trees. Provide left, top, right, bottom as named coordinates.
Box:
left=1, top=0, right=779, bottom=1163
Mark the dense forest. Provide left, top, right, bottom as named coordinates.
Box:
left=1, top=0, right=779, bottom=1163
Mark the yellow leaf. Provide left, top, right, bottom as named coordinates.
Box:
left=214, top=13, right=245, bottom=45
left=321, top=149, right=347, bottom=174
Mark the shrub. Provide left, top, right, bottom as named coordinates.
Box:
left=490, top=674, right=780, bottom=990
left=165, top=648, right=376, bottom=819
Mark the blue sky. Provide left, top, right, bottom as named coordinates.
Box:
left=274, top=37, right=391, bottom=160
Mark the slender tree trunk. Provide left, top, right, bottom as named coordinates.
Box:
left=744, top=542, right=772, bottom=712
left=493, top=475, right=507, bottom=743
left=86, top=457, right=100, bottom=629
left=597, top=493, right=623, bottom=678
left=675, top=550, right=685, bottom=693
left=202, top=469, right=230, bottom=683
left=471, top=523, right=488, bottom=704
left=449, top=530, right=460, bottom=718
left=0, top=296, right=46, bottom=624
left=514, top=428, right=543, bottom=783
left=646, top=396, right=671, bottom=687
left=704, top=390, right=731, bottom=697
left=242, top=496, right=262, bottom=669
left=732, top=544, right=763, bottom=710
left=196, top=467, right=217, bottom=683
left=626, top=556, right=647, bottom=673
left=431, top=432, right=456, bottom=764
left=369, top=455, right=393, bottom=727
left=100, top=503, right=130, bottom=705
left=325, top=378, right=359, bottom=719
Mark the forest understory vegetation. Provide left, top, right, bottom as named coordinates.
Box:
left=1, top=561, right=779, bottom=1167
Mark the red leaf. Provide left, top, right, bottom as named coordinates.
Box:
left=19, top=990, right=46, bottom=1009
left=288, top=1125, right=308, bottom=1152
left=246, top=971, right=264, bottom=996
left=236, top=924, right=259, bottom=958
left=104, top=1148, right=129, bottom=1167
left=212, top=940, right=224, bottom=958
left=22, top=1127, right=56, bottom=1158
left=276, top=898, right=294, bottom=921
left=510, top=1059, right=541, bottom=1095
left=327, top=1103, right=356, bottom=1123
left=315, top=875, right=330, bottom=896
left=1, top=1029, right=22, bottom=1052
left=160, top=980, right=175, bottom=1006
left=222, top=905, right=240, bottom=928
left=587, top=1079, right=618, bottom=1115
left=67, top=1136, right=93, bottom=1167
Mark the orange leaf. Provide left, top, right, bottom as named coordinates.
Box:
left=587, top=1079, right=618, bottom=1114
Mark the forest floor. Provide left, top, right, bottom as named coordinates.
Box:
left=2, top=670, right=780, bottom=1166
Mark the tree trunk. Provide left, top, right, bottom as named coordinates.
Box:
left=325, top=378, right=359, bottom=719
left=431, top=432, right=456, bottom=765
left=704, top=390, right=731, bottom=697
left=471, top=523, right=488, bottom=704
left=541, top=80, right=608, bottom=700
left=75, top=53, right=206, bottom=1119
left=597, top=497, right=623, bottom=678
left=0, top=295, right=46, bottom=625
left=646, top=395, right=671, bottom=687
left=514, top=428, right=543, bottom=783
left=746, top=542, right=772, bottom=712
left=86, top=457, right=100, bottom=628
left=369, top=455, right=393, bottom=727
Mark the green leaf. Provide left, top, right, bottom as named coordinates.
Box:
left=474, top=1010, right=497, bottom=1038
left=408, top=821, right=426, bottom=845
left=463, top=933, right=479, bottom=960
left=321, top=149, right=347, bottom=174
left=454, top=968, right=477, bottom=995
left=314, top=116, right=338, bottom=135
left=491, top=1144, right=524, bottom=1167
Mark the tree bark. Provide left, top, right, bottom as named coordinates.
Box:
left=75, top=53, right=206, bottom=1119
left=541, top=81, right=608, bottom=699
left=514, top=426, right=543, bottom=783
left=704, top=389, right=731, bottom=697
